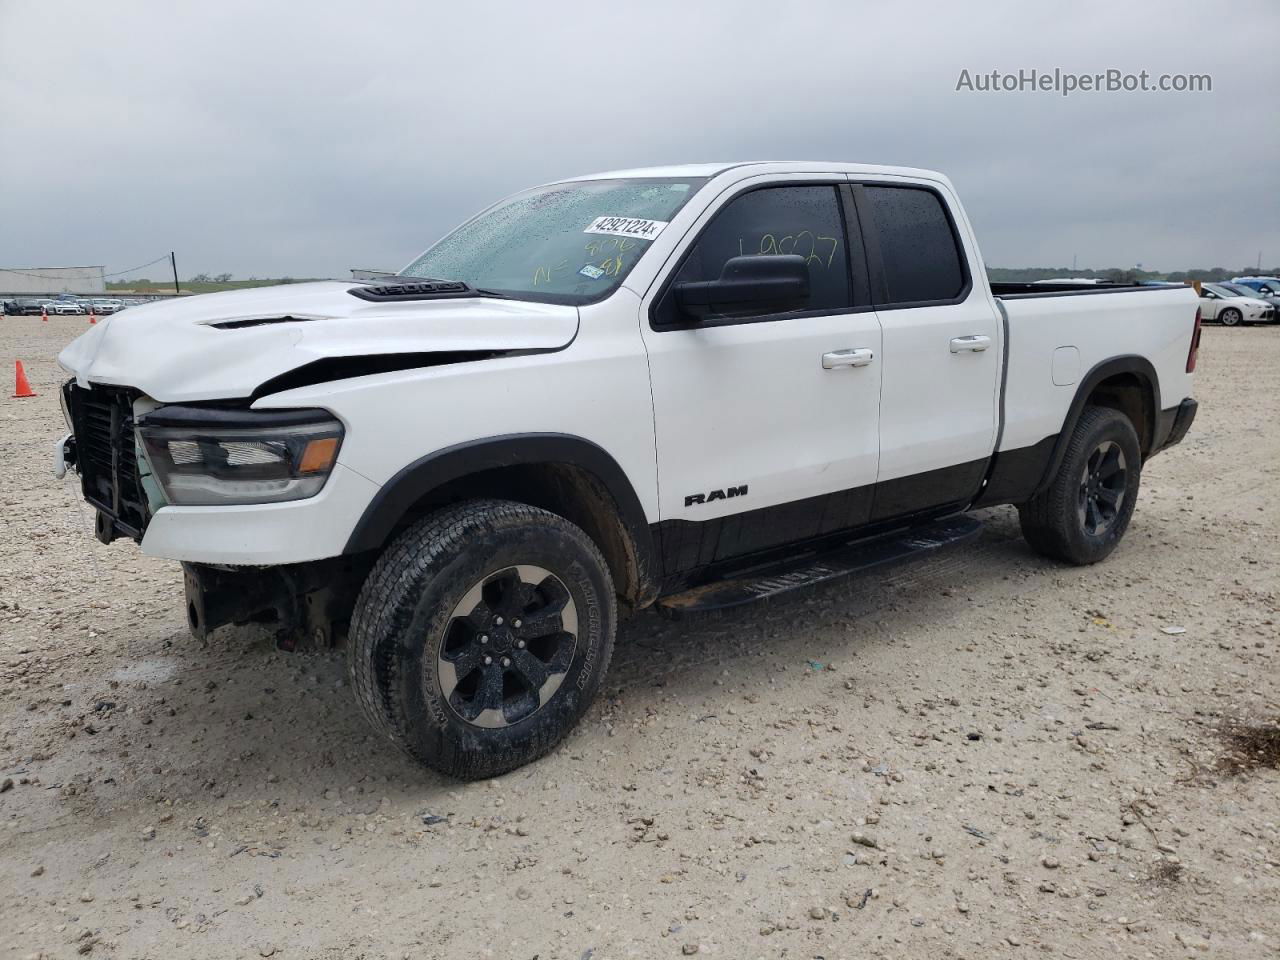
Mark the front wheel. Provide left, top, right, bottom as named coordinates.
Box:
left=1018, top=406, right=1142, bottom=565
left=1219, top=307, right=1243, bottom=327
left=348, top=499, right=616, bottom=780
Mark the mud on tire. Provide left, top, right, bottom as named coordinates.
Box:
left=348, top=499, right=616, bottom=780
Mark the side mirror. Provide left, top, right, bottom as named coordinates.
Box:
left=674, top=255, right=810, bottom=320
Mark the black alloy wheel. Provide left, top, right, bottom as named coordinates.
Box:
left=1078, top=440, right=1127, bottom=537
left=438, top=565, right=578, bottom=729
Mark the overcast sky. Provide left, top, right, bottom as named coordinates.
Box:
left=2, top=0, right=1277, bottom=279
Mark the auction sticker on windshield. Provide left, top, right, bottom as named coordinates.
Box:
left=584, top=216, right=668, bottom=241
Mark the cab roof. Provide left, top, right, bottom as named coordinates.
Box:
left=560, top=160, right=950, bottom=184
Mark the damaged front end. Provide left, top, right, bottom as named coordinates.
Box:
left=61, top=380, right=155, bottom=544
left=183, top=556, right=372, bottom=650
left=61, top=380, right=370, bottom=649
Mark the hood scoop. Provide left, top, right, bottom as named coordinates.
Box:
left=348, top=280, right=477, bottom=302
left=209, top=315, right=321, bottom=330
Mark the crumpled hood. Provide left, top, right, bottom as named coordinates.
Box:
left=58, top=281, right=579, bottom=402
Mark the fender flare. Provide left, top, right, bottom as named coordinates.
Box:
left=1033, top=355, right=1161, bottom=496
left=342, top=432, right=654, bottom=575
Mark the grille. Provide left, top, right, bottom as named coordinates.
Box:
left=67, top=382, right=149, bottom=539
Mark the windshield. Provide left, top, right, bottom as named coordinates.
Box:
left=400, top=177, right=706, bottom=304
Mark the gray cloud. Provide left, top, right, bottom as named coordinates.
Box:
left=2, top=0, right=1277, bottom=278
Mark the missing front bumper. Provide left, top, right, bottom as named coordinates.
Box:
left=182, top=556, right=372, bottom=649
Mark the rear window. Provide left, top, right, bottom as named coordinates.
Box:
left=863, top=186, right=967, bottom=305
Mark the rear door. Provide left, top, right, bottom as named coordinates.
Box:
left=853, top=180, right=1001, bottom=520
left=641, top=178, right=883, bottom=573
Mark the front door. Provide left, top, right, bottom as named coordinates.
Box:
left=641, top=180, right=883, bottom=574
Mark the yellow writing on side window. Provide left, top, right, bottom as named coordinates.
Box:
left=737, top=231, right=840, bottom=268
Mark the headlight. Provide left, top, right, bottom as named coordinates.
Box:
left=137, top=406, right=344, bottom=506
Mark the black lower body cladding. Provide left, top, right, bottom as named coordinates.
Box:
left=1156, top=398, right=1198, bottom=451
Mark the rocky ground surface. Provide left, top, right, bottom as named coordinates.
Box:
left=0, top=316, right=1277, bottom=960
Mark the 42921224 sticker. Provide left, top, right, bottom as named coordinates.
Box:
left=583, top=216, right=669, bottom=241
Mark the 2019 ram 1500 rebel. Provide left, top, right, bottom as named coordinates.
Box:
left=54, top=162, right=1201, bottom=779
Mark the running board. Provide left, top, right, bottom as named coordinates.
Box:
left=655, top=514, right=983, bottom=616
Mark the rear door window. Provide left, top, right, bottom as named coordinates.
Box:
left=862, top=185, right=967, bottom=305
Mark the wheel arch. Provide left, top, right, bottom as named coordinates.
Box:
left=343, top=434, right=658, bottom=609
left=1033, top=355, right=1160, bottom=497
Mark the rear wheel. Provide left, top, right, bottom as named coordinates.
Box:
left=1219, top=307, right=1243, bottom=327
left=348, top=499, right=615, bottom=780
left=1018, top=406, right=1142, bottom=565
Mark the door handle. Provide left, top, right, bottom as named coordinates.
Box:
left=822, top=348, right=875, bottom=369
left=950, top=335, right=991, bottom=353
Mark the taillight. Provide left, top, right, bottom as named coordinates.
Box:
left=1186, top=306, right=1202, bottom=373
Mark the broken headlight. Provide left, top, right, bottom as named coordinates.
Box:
left=137, top=406, right=344, bottom=506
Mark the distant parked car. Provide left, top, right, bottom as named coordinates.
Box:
left=3, top=298, right=55, bottom=315
left=48, top=300, right=86, bottom=315
left=1231, top=276, right=1280, bottom=296
left=1198, top=282, right=1274, bottom=326
left=88, top=299, right=124, bottom=315
left=1221, top=282, right=1280, bottom=316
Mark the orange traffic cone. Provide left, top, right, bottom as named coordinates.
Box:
left=88, top=307, right=97, bottom=325
left=13, top=360, right=36, bottom=398
left=41, top=305, right=48, bottom=321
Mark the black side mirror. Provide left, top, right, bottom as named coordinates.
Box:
left=674, top=255, right=810, bottom=320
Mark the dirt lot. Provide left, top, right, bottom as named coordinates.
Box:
left=1, top=316, right=1277, bottom=960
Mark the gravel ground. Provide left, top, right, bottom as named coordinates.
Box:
left=1, top=316, right=1277, bottom=960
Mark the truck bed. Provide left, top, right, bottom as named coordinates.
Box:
left=993, top=282, right=1199, bottom=457
left=990, top=280, right=1185, bottom=298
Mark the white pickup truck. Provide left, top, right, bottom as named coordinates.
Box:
left=55, top=161, right=1201, bottom=779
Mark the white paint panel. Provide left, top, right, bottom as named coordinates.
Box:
left=999, top=287, right=1198, bottom=451
left=642, top=310, right=883, bottom=520
left=58, top=281, right=579, bottom=402
left=140, top=463, right=380, bottom=564
left=876, top=296, right=1000, bottom=482
left=260, top=291, right=662, bottom=527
